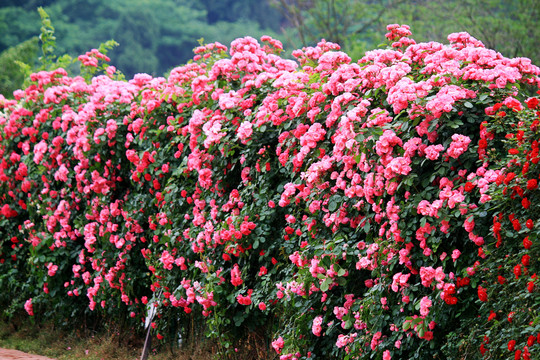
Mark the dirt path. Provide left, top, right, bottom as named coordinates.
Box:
left=0, top=348, right=55, bottom=360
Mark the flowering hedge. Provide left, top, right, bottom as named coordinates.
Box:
left=1, top=25, right=539, bottom=359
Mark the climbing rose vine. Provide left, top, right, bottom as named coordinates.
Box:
left=0, top=24, right=539, bottom=359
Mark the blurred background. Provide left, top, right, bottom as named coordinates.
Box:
left=1, top=0, right=539, bottom=95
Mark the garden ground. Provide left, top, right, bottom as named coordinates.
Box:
left=0, top=320, right=218, bottom=360
left=0, top=348, right=55, bottom=360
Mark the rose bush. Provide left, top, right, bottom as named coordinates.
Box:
left=0, top=23, right=539, bottom=359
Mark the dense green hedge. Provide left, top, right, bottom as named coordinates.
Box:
left=1, top=25, right=539, bottom=359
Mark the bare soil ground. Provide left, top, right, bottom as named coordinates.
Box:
left=0, top=348, right=55, bottom=360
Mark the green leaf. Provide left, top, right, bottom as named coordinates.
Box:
left=403, top=320, right=411, bottom=331
left=401, top=121, right=409, bottom=132
left=320, top=278, right=331, bottom=292
left=328, top=194, right=342, bottom=212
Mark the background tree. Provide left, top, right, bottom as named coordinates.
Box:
left=270, top=0, right=405, bottom=57
left=385, top=0, right=540, bottom=64
left=0, top=0, right=283, bottom=82
left=271, top=0, right=540, bottom=64
left=200, top=0, right=282, bottom=30
left=0, top=38, right=39, bottom=96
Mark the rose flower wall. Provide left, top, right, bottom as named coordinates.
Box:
left=0, top=24, right=539, bottom=359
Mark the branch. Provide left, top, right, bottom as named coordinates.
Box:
left=351, top=0, right=406, bottom=36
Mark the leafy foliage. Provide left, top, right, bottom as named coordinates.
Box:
left=0, top=38, right=39, bottom=96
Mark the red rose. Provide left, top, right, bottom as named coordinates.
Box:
left=508, top=339, right=516, bottom=351
left=478, top=286, right=488, bottom=302
left=514, top=264, right=522, bottom=279
left=508, top=311, right=515, bottom=323
left=526, top=97, right=539, bottom=109
left=465, top=182, right=475, bottom=192
left=522, top=162, right=530, bottom=174
left=504, top=172, right=516, bottom=185
left=480, top=343, right=487, bottom=355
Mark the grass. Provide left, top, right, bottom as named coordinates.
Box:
left=0, top=319, right=215, bottom=360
